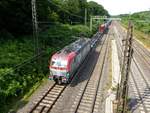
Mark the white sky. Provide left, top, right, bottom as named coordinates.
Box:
left=88, top=0, right=150, bottom=15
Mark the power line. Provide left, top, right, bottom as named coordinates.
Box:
left=47, top=0, right=84, bottom=19
left=13, top=51, right=46, bottom=70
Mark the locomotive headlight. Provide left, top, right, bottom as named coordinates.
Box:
left=66, top=72, right=70, bottom=78
left=49, top=71, right=53, bottom=80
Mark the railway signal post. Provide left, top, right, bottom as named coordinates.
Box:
left=117, top=20, right=133, bottom=113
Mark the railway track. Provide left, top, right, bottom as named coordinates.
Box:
left=113, top=21, right=150, bottom=113
left=74, top=32, right=110, bottom=113
left=48, top=29, right=111, bottom=113
left=132, top=44, right=150, bottom=68
left=133, top=40, right=150, bottom=58
left=92, top=30, right=112, bottom=113
left=26, top=32, right=103, bottom=113
left=28, top=83, right=66, bottom=113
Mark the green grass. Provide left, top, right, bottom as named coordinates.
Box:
left=120, top=11, right=150, bottom=48
left=134, top=30, right=150, bottom=48
left=121, top=23, right=150, bottom=48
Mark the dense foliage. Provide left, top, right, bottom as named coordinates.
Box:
left=0, top=0, right=32, bottom=36
left=0, top=0, right=109, bottom=112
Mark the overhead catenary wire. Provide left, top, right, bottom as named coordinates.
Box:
left=4, top=51, right=46, bottom=75
left=47, top=0, right=84, bottom=19
left=13, top=51, right=46, bottom=71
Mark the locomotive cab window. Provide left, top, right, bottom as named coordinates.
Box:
left=51, top=60, right=67, bottom=68
left=51, top=61, right=55, bottom=66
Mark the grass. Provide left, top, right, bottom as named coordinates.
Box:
left=134, top=30, right=150, bottom=48
left=121, top=23, right=150, bottom=49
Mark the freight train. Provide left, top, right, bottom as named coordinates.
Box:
left=99, top=19, right=112, bottom=33
left=49, top=38, right=91, bottom=84
left=49, top=20, right=111, bottom=84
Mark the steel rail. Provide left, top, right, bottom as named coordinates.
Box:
left=74, top=33, right=109, bottom=113
left=28, top=83, right=56, bottom=113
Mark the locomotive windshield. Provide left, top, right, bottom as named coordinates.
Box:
left=51, top=60, right=67, bottom=68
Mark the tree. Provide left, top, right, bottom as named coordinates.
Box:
left=0, top=0, right=109, bottom=37
left=0, top=0, right=32, bottom=36
left=87, top=1, right=109, bottom=16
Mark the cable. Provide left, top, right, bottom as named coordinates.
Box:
left=13, top=51, right=46, bottom=70
left=47, top=0, right=84, bottom=19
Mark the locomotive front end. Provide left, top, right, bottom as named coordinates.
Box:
left=49, top=58, right=69, bottom=84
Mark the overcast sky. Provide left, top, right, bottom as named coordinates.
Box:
left=88, top=0, right=150, bottom=15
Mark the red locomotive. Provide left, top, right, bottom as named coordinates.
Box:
left=49, top=38, right=91, bottom=84
left=99, top=24, right=105, bottom=33
left=99, top=20, right=112, bottom=33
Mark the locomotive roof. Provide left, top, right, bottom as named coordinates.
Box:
left=58, top=38, right=90, bottom=55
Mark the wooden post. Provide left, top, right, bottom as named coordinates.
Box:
left=117, top=21, right=133, bottom=113
left=31, top=0, right=39, bottom=56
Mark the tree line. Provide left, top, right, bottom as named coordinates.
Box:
left=0, top=0, right=109, bottom=37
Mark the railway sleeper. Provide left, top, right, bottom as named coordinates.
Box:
left=44, top=96, right=56, bottom=101
left=79, top=102, right=92, bottom=107
left=42, top=99, right=53, bottom=104
left=47, top=94, right=58, bottom=98
left=48, top=91, right=61, bottom=95
left=35, top=106, right=45, bottom=112
left=77, top=106, right=91, bottom=112
left=42, top=107, right=49, bottom=113
left=82, top=96, right=94, bottom=99
left=80, top=99, right=93, bottom=104
left=33, top=110, right=42, bottom=113
left=39, top=102, right=51, bottom=107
